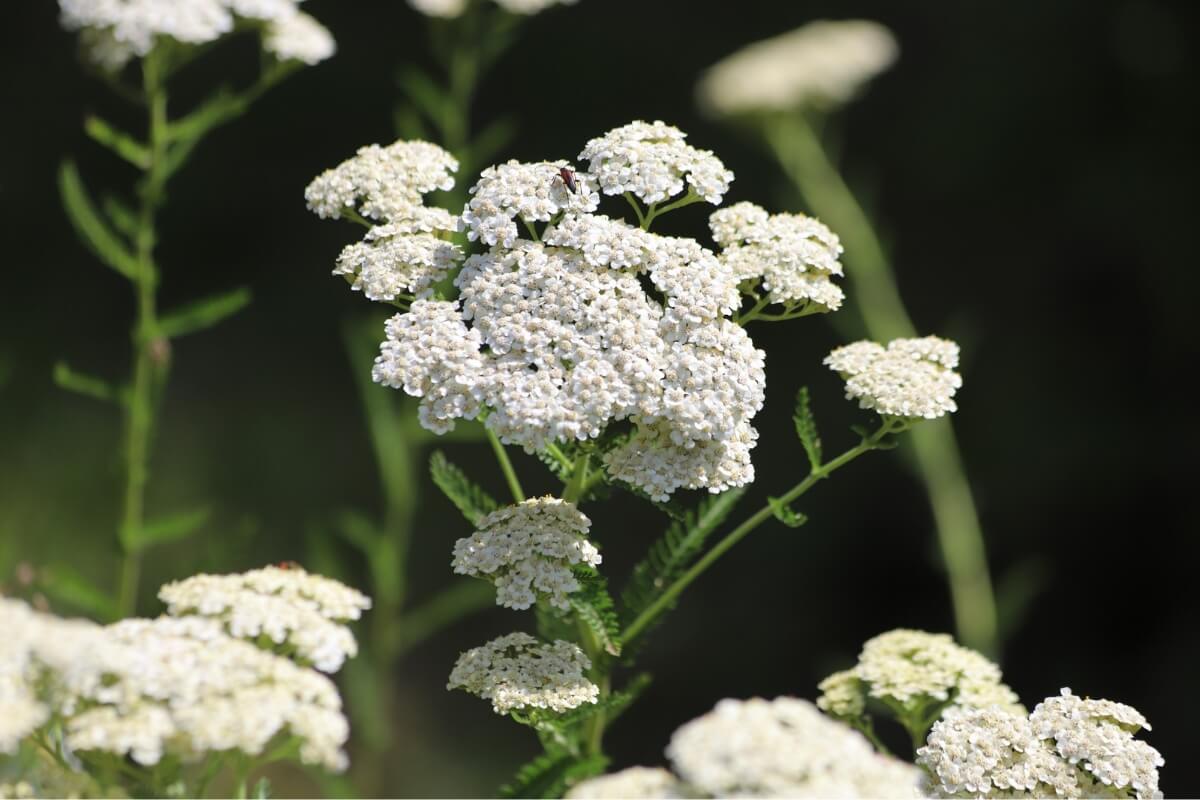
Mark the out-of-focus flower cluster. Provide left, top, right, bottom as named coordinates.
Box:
left=447, top=632, right=598, bottom=714
left=919, top=689, right=1164, bottom=799
left=0, top=566, right=369, bottom=774
left=408, top=0, right=578, bottom=19
left=818, top=629, right=1022, bottom=723
left=826, top=337, right=963, bottom=420
left=452, top=497, right=600, bottom=610
left=308, top=121, right=845, bottom=501
left=58, top=0, right=335, bottom=70
left=158, top=563, right=372, bottom=672
left=568, top=696, right=920, bottom=799
left=697, top=20, right=897, bottom=116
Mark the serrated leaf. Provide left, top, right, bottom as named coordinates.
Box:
left=123, top=507, right=211, bottom=551
left=499, top=753, right=608, bottom=800
left=59, top=160, right=138, bottom=278
left=84, top=115, right=149, bottom=168
left=792, top=386, right=822, bottom=470
left=53, top=361, right=124, bottom=405
left=619, top=488, right=745, bottom=632
left=158, top=287, right=251, bottom=338
left=430, top=451, right=498, bottom=525
left=569, top=568, right=621, bottom=657
left=39, top=563, right=118, bottom=621
left=767, top=496, right=807, bottom=528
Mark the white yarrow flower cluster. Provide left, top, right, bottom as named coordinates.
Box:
left=158, top=564, right=371, bottom=672
left=0, top=597, right=355, bottom=772
left=818, top=629, right=1022, bottom=720
left=453, top=497, right=601, bottom=610
left=566, top=767, right=686, bottom=799
left=447, top=632, right=599, bottom=714
left=579, top=120, right=734, bottom=205
left=826, top=337, right=963, bottom=420
left=665, top=697, right=921, bottom=798
left=711, top=202, right=846, bottom=312
left=58, top=0, right=335, bottom=70
left=407, top=0, right=578, bottom=18
left=697, top=20, right=898, bottom=116
left=919, top=690, right=1163, bottom=799
left=335, top=225, right=463, bottom=302
left=463, top=161, right=599, bottom=248
left=305, top=140, right=459, bottom=222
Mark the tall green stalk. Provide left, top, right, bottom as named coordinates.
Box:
left=763, top=113, right=998, bottom=655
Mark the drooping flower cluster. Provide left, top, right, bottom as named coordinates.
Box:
left=825, top=337, right=963, bottom=420
left=0, top=586, right=364, bottom=772
left=696, top=20, right=898, bottom=116
left=58, top=0, right=335, bottom=70
left=311, top=122, right=774, bottom=500
left=407, top=0, right=578, bottom=18
left=918, top=690, right=1163, bottom=798
left=710, top=201, right=845, bottom=312
left=447, top=632, right=598, bottom=714
left=818, top=629, right=1022, bottom=723
left=571, top=696, right=919, bottom=799
left=158, top=564, right=372, bottom=672
left=452, top=497, right=601, bottom=610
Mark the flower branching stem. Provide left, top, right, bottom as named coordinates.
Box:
left=621, top=419, right=904, bottom=646
left=487, top=427, right=526, bottom=503
left=764, top=113, right=999, bottom=655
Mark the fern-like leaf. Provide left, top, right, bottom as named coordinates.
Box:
left=569, top=568, right=622, bottom=656
left=499, top=752, right=608, bottom=799
left=618, top=488, right=745, bottom=632
left=793, top=386, right=822, bottom=470
left=767, top=496, right=808, bottom=528
left=429, top=450, right=498, bottom=525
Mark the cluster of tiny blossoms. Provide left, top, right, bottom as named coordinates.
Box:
left=826, top=337, right=963, bottom=420
left=58, top=0, right=335, bottom=70
left=0, top=579, right=366, bottom=772
left=407, top=0, right=578, bottom=18
left=697, top=20, right=898, bottom=116
left=309, top=122, right=786, bottom=500
left=918, top=690, right=1163, bottom=798
left=447, top=632, right=598, bottom=715
left=710, top=201, right=845, bottom=311
left=158, top=564, right=372, bottom=672
left=818, top=629, right=1022, bottom=722
left=452, top=497, right=600, bottom=610
left=570, top=697, right=920, bottom=798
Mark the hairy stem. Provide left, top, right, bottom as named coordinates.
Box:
left=621, top=422, right=900, bottom=645
left=764, top=113, right=998, bottom=655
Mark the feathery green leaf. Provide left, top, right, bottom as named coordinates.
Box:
left=569, top=568, right=622, bottom=656
left=58, top=160, right=139, bottom=278
left=793, top=386, right=823, bottom=470
left=84, top=115, right=150, bottom=168
left=158, top=286, right=251, bottom=338
left=430, top=450, right=498, bottom=525
left=767, top=496, right=808, bottom=528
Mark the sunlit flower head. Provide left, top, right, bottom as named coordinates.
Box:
left=666, top=696, right=921, bottom=798
left=335, top=226, right=463, bottom=302
left=452, top=497, right=601, bottom=610
left=711, top=202, right=845, bottom=313
left=818, top=629, right=1021, bottom=721
left=462, top=160, right=599, bottom=249
left=578, top=120, right=734, bottom=205
left=697, top=20, right=898, bottom=116
left=305, top=139, right=459, bottom=222
left=919, top=692, right=1163, bottom=799
left=566, top=767, right=686, bottom=799
left=825, top=337, right=963, bottom=420
left=157, top=564, right=371, bottom=672
left=263, top=10, right=335, bottom=65
left=448, top=632, right=598, bottom=714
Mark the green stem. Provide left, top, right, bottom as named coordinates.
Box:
left=623, top=192, right=646, bottom=227
left=486, top=427, right=526, bottom=503
left=561, top=453, right=589, bottom=505
left=116, top=48, right=171, bottom=617
left=621, top=422, right=899, bottom=645
left=643, top=190, right=702, bottom=228
left=764, top=113, right=998, bottom=655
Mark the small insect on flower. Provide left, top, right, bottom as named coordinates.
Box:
left=558, top=166, right=579, bottom=194
left=276, top=560, right=303, bottom=570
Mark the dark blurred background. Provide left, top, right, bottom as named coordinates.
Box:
left=2, top=0, right=1197, bottom=796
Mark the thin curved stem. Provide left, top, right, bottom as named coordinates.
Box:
left=486, top=427, right=525, bottom=503
left=621, top=422, right=901, bottom=645
left=764, top=113, right=998, bottom=656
